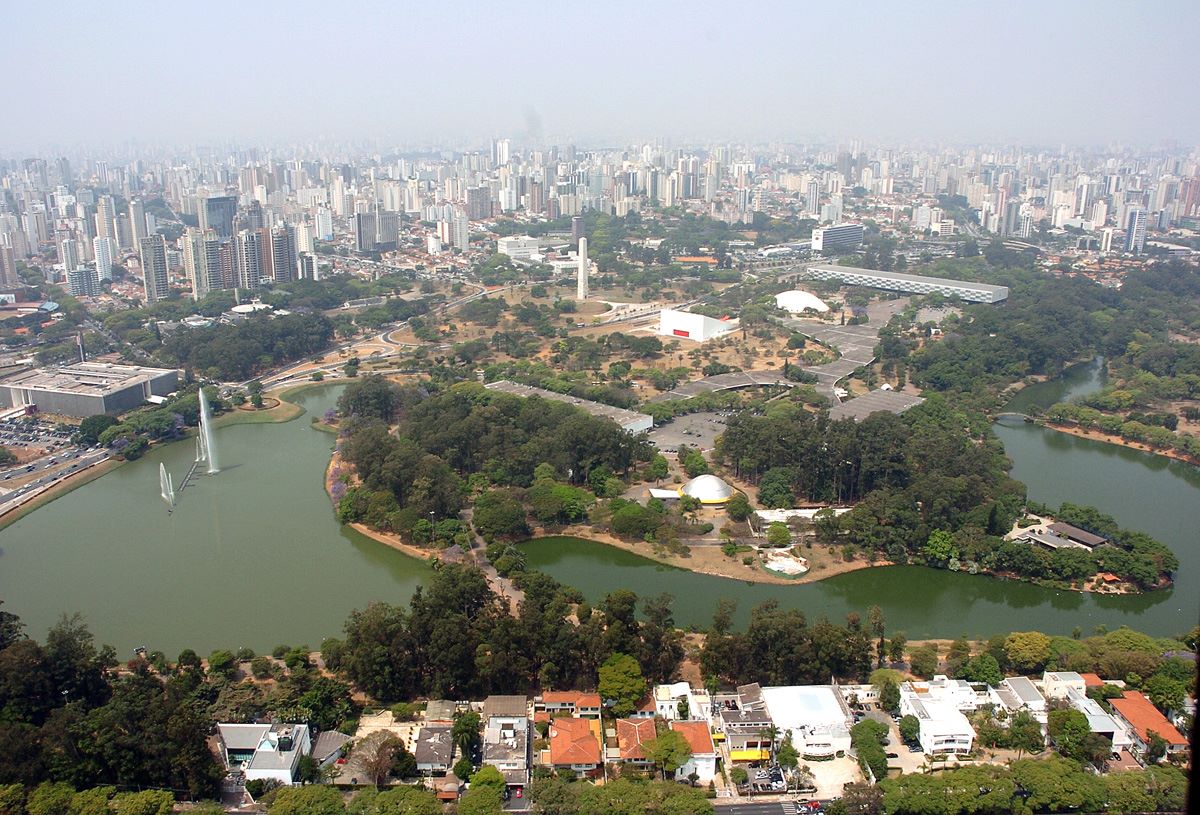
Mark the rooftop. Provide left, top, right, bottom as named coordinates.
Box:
left=549, top=717, right=601, bottom=766
left=828, top=388, right=925, bottom=422
left=806, top=264, right=1010, bottom=300
left=1002, top=676, right=1044, bottom=705
left=671, top=721, right=716, bottom=756
left=615, top=717, right=657, bottom=760
left=482, top=695, right=528, bottom=720
left=414, top=725, right=454, bottom=765
left=0, top=362, right=177, bottom=396
left=1109, top=691, right=1187, bottom=746
left=484, top=380, right=653, bottom=432
left=1046, top=522, right=1108, bottom=547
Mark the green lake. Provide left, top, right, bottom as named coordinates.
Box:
left=0, top=386, right=431, bottom=655
left=1, top=361, right=1196, bottom=655
left=522, top=360, right=1198, bottom=638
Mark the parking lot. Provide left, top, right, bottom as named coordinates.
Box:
left=647, top=411, right=727, bottom=452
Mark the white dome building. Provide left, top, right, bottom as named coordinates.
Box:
left=679, top=474, right=735, bottom=505
left=774, top=290, right=830, bottom=314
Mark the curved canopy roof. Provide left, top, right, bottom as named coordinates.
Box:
left=775, top=290, right=830, bottom=313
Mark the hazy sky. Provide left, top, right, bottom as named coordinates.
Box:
left=3, top=0, right=1198, bottom=152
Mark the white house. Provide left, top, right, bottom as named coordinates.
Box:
left=672, top=721, right=718, bottom=782
left=414, top=725, right=455, bottom=774
left=1042, top=671, right=1087, bottom=701
left=995, top=677, right=1047, bottom=723
left=654, top=681, right=712, bottom=721
left=898, top=688, right=974, bottom=755
left=217, top=723, right=312, bottom=786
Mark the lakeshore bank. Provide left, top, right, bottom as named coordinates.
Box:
left=1041, top=420, right=1200, bottom=468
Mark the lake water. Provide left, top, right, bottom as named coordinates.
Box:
left=522, top=360, right=1199, bottom=638
left=0, top=386, right=431, bottom=656
left=2, top=362, right=1196, bottom=653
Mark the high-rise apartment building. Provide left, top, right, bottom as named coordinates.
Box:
left=1124, top=207, right=1148, bottom=254
left=270, top=224, right=297, bottom=283
left=182, top=228, right=222, bottom=301
left=0, top=245, right=17, bottom=288
left=234, top=230, right=263, bottom=289
left=92, top=237, right=114, bottom=281
left=129, top=198, right=148, bottom=248
left=95, top=195, right=117, bottom=241
left=138, top=234, right=170, bottom=304
left=67, top=266, right=100, bottom=298
left=200, top=195, right=237, bottom=238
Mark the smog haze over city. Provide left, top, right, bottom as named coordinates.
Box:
left=3, top=0, right=1199, bottom=150
left=0, top=2, right=1197, bottom=814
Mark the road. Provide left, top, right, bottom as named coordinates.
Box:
left=716, top=801, right=827, bottom=815
left=0, top=448, right=111, bottom=518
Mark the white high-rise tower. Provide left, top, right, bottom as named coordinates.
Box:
left=576, top=236, right=589, bottom=300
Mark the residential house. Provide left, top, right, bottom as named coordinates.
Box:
left=714, top=684, right=775, bottom=761
left=549, top=717, right=602, bottom=778
left=535, top=691, right=602, bottom=719
left=309, top=730, right=351, bottom=769
left=1109, top=691, right=1189, bottom=762
left=414, top=725, right=455, bottom=775
left=425, top=700, right=457, bottom=724
left=671, top=721, right=718, bottom=781
left=1042, top=671, right=1087, bottom=701
left=217, top=723, right=312, bottom=786
left=613, top=717, right=658, bottom=771
left=654, top=682, right=712, bottom=721
left=994, top=676, right=1047, bottom=723
left=898, top=688, right=974, bottom=756
left=482, top=695, right=530, bottom=789
left=1061, top=688, right=1134, bottom=756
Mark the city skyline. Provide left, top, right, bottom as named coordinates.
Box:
left=2, top=0, right=1198, bottom=151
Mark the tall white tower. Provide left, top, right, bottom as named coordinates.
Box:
left=576, top=236, right=589, bottom=300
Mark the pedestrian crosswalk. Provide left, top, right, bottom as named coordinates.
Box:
left=780, top=804, right=800, bottom=815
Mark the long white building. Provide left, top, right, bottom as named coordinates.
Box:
left=805, top=264, right=1009, bottom=303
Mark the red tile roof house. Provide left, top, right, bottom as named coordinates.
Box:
left=671, top=720, right=719, bottom=782
left=548, top=717, right=602, bottom=778
left=615, top=718, right=658, bottom=771
left=1108, top=691, right=1188, bottom=763
left=535, top=691, right=602, bottom=719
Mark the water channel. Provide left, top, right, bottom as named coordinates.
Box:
left=1, top=362, right=1196, bottom=654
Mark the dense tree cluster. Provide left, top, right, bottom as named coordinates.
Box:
left=337, top=382, right=652, bottom=536
left=718, top=395, right=1026, bottom=563
left=528, top=776, right=712, bottom=815
left=0, top=612, right=219, bottom=797
left=879, top=755, right=1185, bottom=815
left=700, top=600, right=876, bottom=686
left=326, top=566, right=682, bottom=701
left=157, top=313, right=335, bottom=381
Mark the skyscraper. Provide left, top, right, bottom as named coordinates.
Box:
left=0, top=245, right=17, bottom=288
left=95, top=195, right=116, bottom=241
left=58, top=237, right=80, bottom=271
left=92, top=237, right=114, bottom=281
left=1124, top=207, right=1147, bottom=254
left=200, top=195, right=237, bottom=239
left=138, top=234, right=169, bottom=304
left=129, top=198, right=148, bottom=248
left=182, top=228, right=222, bottom=301
left=270, top=224, right=297, bottom=282
left=354, top=212, right=377, bottom=252
left=234, top=230, right=263, bottom=289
